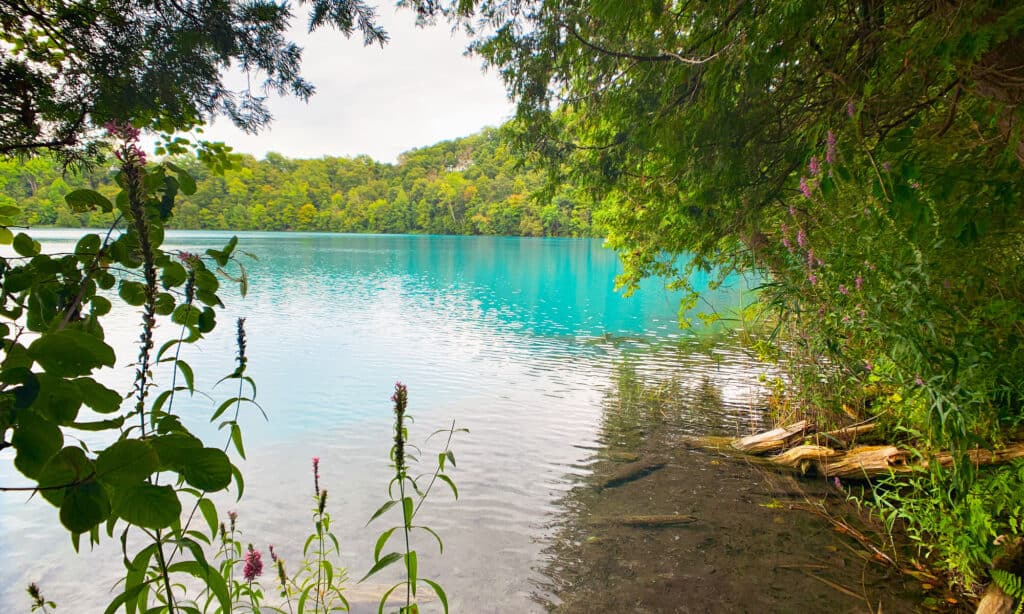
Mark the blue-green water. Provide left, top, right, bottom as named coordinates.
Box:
left=1, top=231, right=768, bottom=611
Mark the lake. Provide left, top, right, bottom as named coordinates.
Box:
left=0, top=231, right=920, bottom=612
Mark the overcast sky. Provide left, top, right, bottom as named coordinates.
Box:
left=197, top=7, right=514, bottom=163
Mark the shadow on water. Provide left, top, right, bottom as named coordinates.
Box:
left=534, top=344, right=925, bottom=613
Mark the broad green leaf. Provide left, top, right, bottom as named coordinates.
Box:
left=75, top=233, right=101, bottom=258
left=180, top=447, right=232, bottom=491
left=71, top=416, right=126, bottom=431
left=119, top=280, right=148, bottom=306
left=171, top=303, right=200, bottom=327
left=149, top=433, right=202, bottom=470
left=65, top=189, right=114, bottom=213
left=96, top=440, right=159, bottom=486
left=34, top=373, right=84, bottom=424
left=75, top=377, right=122, bottom=413
left=28, top=329, right=116, bottom=377
left=12, top=411, right=63, bottom=479
left=111, top=483, right=181, bottom=529
left=38, top=446, right=93, bottom=506
left=60, top=481, right=110, bottom=533
left=154, top=292, right=175, bottom=315
left=161, top=261, right=188, bottom=287
left=13, top=232, right=40, bottom=256
left=90, top=295, right=112, bottom=316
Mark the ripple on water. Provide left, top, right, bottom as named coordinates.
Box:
left=1, top=231, right=769, bottom=613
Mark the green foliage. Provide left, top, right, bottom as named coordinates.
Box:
left=0, top=0, right=387, bottom=164
left=0, top=127, right=600, bottom=237
left=868, top=461, right=1024, bottom=589
left=991, top=569, right=1024, bottom=613
left=409, top=0, right=1024, bottom=590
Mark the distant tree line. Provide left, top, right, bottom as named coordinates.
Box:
left=0, top=126, right=599, bottom=237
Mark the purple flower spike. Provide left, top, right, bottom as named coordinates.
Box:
left=799, top=176, right=813, bottom=199
left=797, top=228, right=808, bottom=248
left=826, top=131, right=837, bottom=164
left=808, top=156, right=820, bottom=177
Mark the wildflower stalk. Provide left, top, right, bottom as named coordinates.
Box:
left=27, top=582, right=54, bottom=613
left=316, top=488, right=328, bottom=613
left=392, top=382, right=413, bottom=610
left=115, top=123, right=177, bottom=612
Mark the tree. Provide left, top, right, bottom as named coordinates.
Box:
left=1, top=0, right=388, bottom=164
left=409, top=0, right=1024, bottom=588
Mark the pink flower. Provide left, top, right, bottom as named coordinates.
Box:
left=839, top=284, right=848, bottom=295
left=863, top=360, right=873, bottom=372
left=808, top=272, right=818, bottom=285
left=855, top=276, right=863, bottom=290
left=808, top=156, right=820, bottom=177
left=243, top=546, right=263, bottom=582
left=826, top=131, right=837, bottom=164
left=797, top=228, right=808, bottom=248
left=914, top=375, right=925, bottom=386
left=268, top=544, right=278, bottom=562
left=103, top=121, right=141, bottom=142
left=800, top=176, right=813, bottom=199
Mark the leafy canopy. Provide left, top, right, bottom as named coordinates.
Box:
left=0, top=0, right=387, bottom=163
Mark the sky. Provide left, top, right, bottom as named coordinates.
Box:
left=196, top=7, right=515, bottom=163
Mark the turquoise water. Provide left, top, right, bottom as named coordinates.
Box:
left=0, top=231, right=764, bottom=611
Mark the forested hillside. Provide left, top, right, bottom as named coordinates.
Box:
left=0, top=126, right=597, bottom=236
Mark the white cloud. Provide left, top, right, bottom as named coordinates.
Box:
left=194, top=7, right=514, bottom=163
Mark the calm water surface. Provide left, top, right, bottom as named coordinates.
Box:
left=0, top=231, right=916, bottom=612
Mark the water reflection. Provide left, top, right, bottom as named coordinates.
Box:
left=2, top=231, right=763, bottom=612
left=536, top=348, right=924, bottom=613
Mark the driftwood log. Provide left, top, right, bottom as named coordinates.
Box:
left=597, top=458, right=666, bottom=489
left=731, top=420, right=808, bottom=454
left=587, top=514, right=698, bottom=528
left=714, top=421, right=1024, bottom=479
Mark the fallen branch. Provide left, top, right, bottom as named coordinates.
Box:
left=587, top=514, right=698, bottom=528
left=731, top=420, right=808, bottom=454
